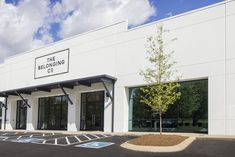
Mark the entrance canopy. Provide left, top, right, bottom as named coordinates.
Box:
left=0, top=74, right=116, bottom=98
left=0, top=74, right=116, bottom=132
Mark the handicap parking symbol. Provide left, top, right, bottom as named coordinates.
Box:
left=12, top=138, right=44, bottom=143
left=76, top=142, right=114, bottom=149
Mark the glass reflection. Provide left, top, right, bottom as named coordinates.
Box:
left=16, top=100, right=27, bottom=129
left=38, top=96, right=68, bottom=130
left=129, top=79, right=208, bottom=133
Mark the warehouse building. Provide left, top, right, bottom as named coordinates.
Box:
left=0, top=0, right=235, bottom=135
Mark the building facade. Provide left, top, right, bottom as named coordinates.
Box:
left=0, top=0, right=235, bottom=135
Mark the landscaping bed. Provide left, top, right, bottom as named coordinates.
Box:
left=128, top=134, right=189, bottom=146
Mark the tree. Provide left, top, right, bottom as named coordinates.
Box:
left=140, top=25, right=181, bottom=134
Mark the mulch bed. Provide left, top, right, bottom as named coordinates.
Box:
left=128, top=134, right=188, bottom=146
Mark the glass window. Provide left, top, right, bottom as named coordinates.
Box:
left=129, top=79, right=208, bottom=133
left=80, top=91, right=104, bottom=131
left=38, top=96, right=68, bottom=130
left=16, top=100, right=27, bottom=129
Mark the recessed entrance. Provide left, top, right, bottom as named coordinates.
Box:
left=38, top=96, right=68, bottom=130
left=81, top=91, right=104, bottom=131
left=16, top=100, right=27, bottom=130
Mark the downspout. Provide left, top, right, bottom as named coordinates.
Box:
left=111, top=82, right=115, bottom=132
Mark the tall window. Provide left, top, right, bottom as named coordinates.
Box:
left=129, top=79, right=208, bottom=133
left=16, top=100, right=27, bottom=129
left=38, top=96, right=68, bottom=130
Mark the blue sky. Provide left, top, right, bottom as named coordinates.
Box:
left=0, top=0, right=224, bottom=61
left=149, top=0, right=224, bottom=21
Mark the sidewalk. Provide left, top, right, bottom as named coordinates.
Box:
left=115, top=132, right=235, bottom=139
left=1, top=130, right=235, bottom=139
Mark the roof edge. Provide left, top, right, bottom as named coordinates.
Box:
left=3, top=20, right=128, bottom=63
left=128, top=0, right=231, bottom=32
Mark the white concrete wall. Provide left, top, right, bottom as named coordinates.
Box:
left=112, top=1, right=228, bottom=134
left=0, top=1, right=235, bottom=135
left=26, top=98, right=38, bottom=130
left=5, top=99, right=17, bottom=130
left=111, top=0, right=235, bottom=135
left=225, top=0, right=235, bottom=135
left=0, top=21, right=127, bottom=92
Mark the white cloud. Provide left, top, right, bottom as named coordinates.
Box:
left=0, top=0, right=52, bottom=62
left=55, top=0, right=156, bottom=38
left=0, top=0, right=156, bottom=62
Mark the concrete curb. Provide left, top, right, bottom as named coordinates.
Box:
left=120, top=136, right=196, bottom=153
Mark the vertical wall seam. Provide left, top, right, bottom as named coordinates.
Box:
left=224, top=1, right=227, bottom=135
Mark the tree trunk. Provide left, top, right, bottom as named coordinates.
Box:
left=159, top=113, right=162, bottom=135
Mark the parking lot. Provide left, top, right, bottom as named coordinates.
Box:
left=1, top=131, right=235, bottom=157
left=0, top=131, right=113, bottom=147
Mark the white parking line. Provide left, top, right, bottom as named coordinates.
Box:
left=102, top=134, right=108, bottom=137
left=83, top=135, right=91, bottom=140
left=42, top=140, right=46, bottom=144
left=55, top=138, right=58, bottom=145
left=74, top=136, right=81, bottom=142
left=43, top=134, right=45, bottom=136
left=2, top=137, right=8, bottom=141
left=64, top=134, right=113, bottom=146
left=90, top=134, right=100, bottom=139
left=65, top=137, right=70, bottom=145
left=17, top=136, right=22, bottom=140
left=30, top=135, right=33, bottom=138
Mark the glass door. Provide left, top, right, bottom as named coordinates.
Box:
left=38, top=96, right=68, bottom=130
left=81, top=91, right=104, bottom=131
left=48, top=97, right=62, bottom=130
left=16, top=100, right=27, bottom=129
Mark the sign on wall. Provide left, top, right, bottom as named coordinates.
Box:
left=34, top=49, right=70, bottom=79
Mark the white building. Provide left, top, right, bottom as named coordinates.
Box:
left=0, top=0, right=235, bottom=135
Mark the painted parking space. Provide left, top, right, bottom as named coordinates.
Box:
left=0, top=131, right=63, bottom=142
left=0, top=132, right=62, bottom=143
left=0, top=131, right=30, bottom=136
left=0, top=132, right=60, bottom=142
left=0, top=131, right=113, bottom=147
left=37, top=134, right=113, bottom=146
left=0, top=131, right=56, bottom=137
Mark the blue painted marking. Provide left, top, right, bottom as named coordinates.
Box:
left=12, top=138, right=44, bottom=143
left=77, top=142, right=114, bottom=149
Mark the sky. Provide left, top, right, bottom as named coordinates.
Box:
left=0, top=0, right=224, bottom=62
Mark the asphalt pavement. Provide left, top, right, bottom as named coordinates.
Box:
left=0, top=131, right=235, bottom=157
